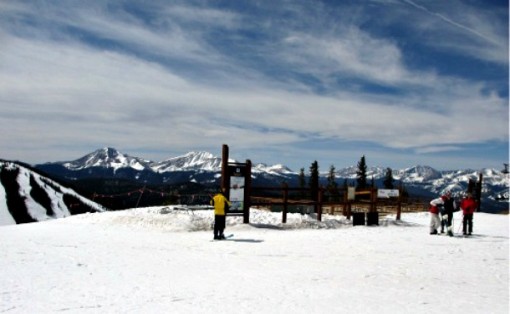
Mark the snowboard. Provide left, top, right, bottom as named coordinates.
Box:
left=211, top=234, right=234, bottom=241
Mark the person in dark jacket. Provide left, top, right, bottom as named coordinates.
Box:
left=460, top=193, right=477, bottom=236
left=440, top=192, right=457, bottom=236
left=210, top=188, right=231, bottom=240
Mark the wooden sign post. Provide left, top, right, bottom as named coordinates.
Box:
left=221, top=144, right=251, bottom=223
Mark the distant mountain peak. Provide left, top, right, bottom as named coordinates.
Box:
left=63, top=147, right=151, bottom=171
left=397, top=165, right=442, bottom=182
left=184, top=151, right=215, bottom=158
left=152, top=151, right=221, bottom=173
left=253, top=163, right=293, bottom=175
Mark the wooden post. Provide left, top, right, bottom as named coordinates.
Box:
left=313, top=187, right=317, bottom=214
left=371, top=188, right=376, bottom=212
left=221, top=144, right=229, bottom=197
left=282, top=183, right=288, bottom=224
left=244, top=159, right=251, bottom=224
left=396, top=186, right=402, bottom=221
left=476, top=173, right=483, bottom=211
left=317, top=187, right=323, bottom=222
left=345, top=188, right=352, bottom=219
left=342, top=188, right=347, bottom=216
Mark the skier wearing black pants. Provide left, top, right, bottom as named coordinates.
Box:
left=210, top=188, right=231, bottom=240
left=440, top=192, right=457, bottom=237
left=460, top=193, right=477, bottom=236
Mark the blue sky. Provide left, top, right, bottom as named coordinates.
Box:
left=0, top=0, right=508, bottom=172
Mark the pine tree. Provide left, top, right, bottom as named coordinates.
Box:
left=327, top=165, right=338, bottom=201
left=327, top=165, right=337, bottom=190
left=383, top=168, right=394, bottom=189
left=309, top=161, right=319, bottom=201
left=356, top=155, right=368, bottom=189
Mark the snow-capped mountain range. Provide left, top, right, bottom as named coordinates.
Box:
left=31, top=147, right=509, bottom=212
left=35, top=147, right=295, bottom=184
left=333, top=165, right=508, bottom=203
left=0, top=147, right=508, bottom=226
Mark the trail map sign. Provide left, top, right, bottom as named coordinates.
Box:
left=347, top=187, right=356, bottom=201
left=227, top=166, right=247, bottom=212
left=377, top=189, right=400, bottom=198
left=221, top=145, right=251, bottom=223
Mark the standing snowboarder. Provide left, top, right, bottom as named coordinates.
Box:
left=460, top=193, right=477, bottom=236
left=429, top=193, right=448, bottom=235
left=210, top=188, right=231, bottom=240
left=440, top=192, right=457, bottom=237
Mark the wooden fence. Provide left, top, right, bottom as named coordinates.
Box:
left=250, top=184, right=428, bottom=223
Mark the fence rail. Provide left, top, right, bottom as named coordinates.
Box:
left=250, top=185, right=428, bottom=223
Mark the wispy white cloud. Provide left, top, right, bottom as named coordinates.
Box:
left=403, top=0, right=498, bottom=45
left=400, top=0, right=508, bottom=65
left=0, top=0, right=507, bottom=170
left=415, top=145, right=463, bottom=154
left=1, top=33, right=505, bottom=147
left=279, top=29, right=428, bottom=88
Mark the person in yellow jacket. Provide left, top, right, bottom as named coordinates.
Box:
left=210, top=188, right=231, bottom=240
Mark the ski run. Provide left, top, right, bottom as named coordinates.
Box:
left=0, top=207, right=508, bottom=313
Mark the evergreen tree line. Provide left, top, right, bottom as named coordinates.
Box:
left=297, top=155, right=397, bottom=195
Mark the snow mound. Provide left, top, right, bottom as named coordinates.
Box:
left=63, top=206, right=394, bottom=232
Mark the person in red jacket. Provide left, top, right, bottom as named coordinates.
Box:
left=429, top=193, right=449, bottom=235
left=460, top=193, right=477, bottom=235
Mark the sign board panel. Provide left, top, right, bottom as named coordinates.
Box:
left=347, top=187, right=356, bottom=200
left=220, top=145, right=251, bottom=223
left=225, top=163, right=248, bottom=213
left=377, top=189, right=400, bottom=198
left=229, top=175, right=245, bottom=211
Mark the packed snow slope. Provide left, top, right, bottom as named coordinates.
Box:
left=1, top=207, right=508, bottom=313
left=0, top=161, right=104, bottom=225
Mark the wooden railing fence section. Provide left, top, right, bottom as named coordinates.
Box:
left=250, top=185, right=428, bottom=223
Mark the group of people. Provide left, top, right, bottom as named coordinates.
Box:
left=429, top=191, right=478, bottom=236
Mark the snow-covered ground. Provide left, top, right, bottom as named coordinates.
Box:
left=0, top=208, right=508, bottom=313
